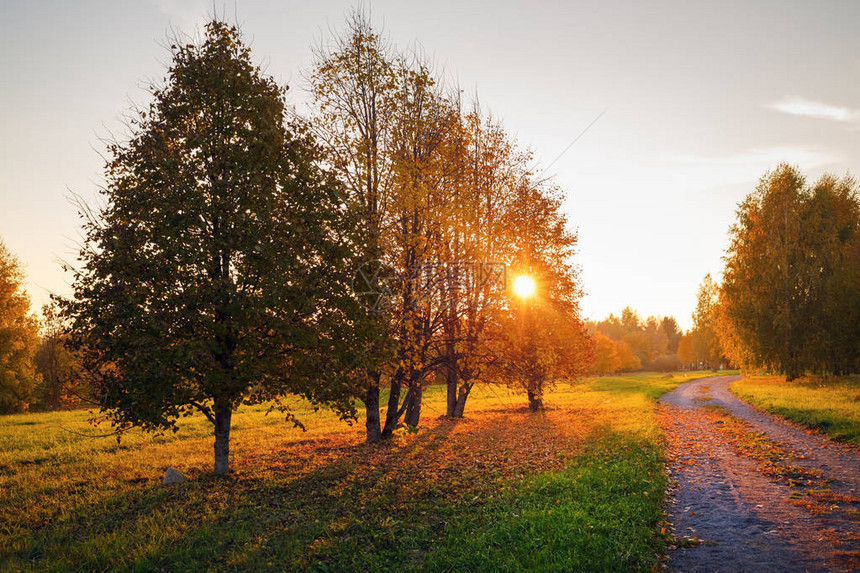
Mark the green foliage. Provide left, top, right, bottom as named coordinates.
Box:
left=722, top=164, right=860, bottom=379
left=689, top=273, right=725, bottom=369
left=63, top=20, right=359, bottom=472
left=0, top=240, right=40, bottom=414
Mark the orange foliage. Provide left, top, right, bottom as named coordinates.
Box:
left=588, top=332, right=620, bottom=375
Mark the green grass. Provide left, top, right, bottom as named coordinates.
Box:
left=423, top=433, right=667, bottom=572
left=0, top=371, right=715, bottom=571
left=730, top=375, right=860, bottom=447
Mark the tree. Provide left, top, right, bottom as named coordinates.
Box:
left=309, top=11, right=401, bottom=442
left=491, top=294, right=590, bottom=411
left=382, top=52, right=458, bottom=431
left=649, top=353, right=682, bottom=372
left=487, top=179, right=592, bottom=411
left=64, top=21, right=356, bottom=474
left=34, top=301, right=83, bottom=410
left=0, top=240, right=40, bottom=414
left=659, top=316, right=682, bottom=354
left=803, top=174, right=860, bottom=374
left=594, top=308, right=679, bottom=372
left=721, top=164, right=859, bottom=379
left=588, top=331, right=621, bottom=375
left=309, top=10, right=593, bottom=428
left=676, top=333, right=696, bottom=369
left=438, top=108, right=523, bottom=418
left=691, top=274, right=722, bottom=369
left=614, top=340, right=642, bottom=372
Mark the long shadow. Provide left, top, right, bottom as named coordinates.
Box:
left=7, top=408, right=598, bottom=572
left=3, top=419, right=450, bottom=571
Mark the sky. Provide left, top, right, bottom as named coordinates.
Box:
left=1, top=0, right=859, bottom=330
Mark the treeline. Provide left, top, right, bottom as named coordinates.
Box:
left=590, top=162, right=860, bottom=382
left=586, top=308, right=685, bottom=374
left=692, top=164, right=859, bottom=380
left=0, top=14, right=593, bottom=473
left=0, top=242, right=85, bottom=414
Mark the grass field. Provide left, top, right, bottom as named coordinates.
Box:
left=730, top=375, right=860, bottom=448
left=1, top=371, right=717, bottom=572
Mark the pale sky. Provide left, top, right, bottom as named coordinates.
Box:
left=2, top=0, right=859, bottom=330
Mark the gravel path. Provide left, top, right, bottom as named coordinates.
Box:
left=660, top=375, right=860, bottom=573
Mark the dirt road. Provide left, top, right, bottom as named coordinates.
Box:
left=660, top=375, right=860, bottom=572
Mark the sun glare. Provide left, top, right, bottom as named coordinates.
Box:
left=513, top=275, right=536, bottom=298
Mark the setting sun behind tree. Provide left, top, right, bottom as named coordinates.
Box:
left=513, top=275, right=536, bottom=298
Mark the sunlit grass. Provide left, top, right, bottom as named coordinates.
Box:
left=0, top=371, right=716, bottom=571
left=423, top=433, right=668, bottom=572
left=730, top=375, right=860, bottom=447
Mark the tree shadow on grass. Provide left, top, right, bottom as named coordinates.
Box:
left=9, top=408, right=592, bottom=572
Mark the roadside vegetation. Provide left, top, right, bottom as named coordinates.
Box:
left=730, top=376, right=860, bottom=447
left=1, top=372, right=714, bottom=571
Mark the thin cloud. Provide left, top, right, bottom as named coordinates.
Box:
left=151, top=0, right=207, bottom=34
left=767, top=96, right=857, bottom=122
left=668, top=147, right=841, bottom=188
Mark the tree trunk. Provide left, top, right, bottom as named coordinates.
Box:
left=364, top=385, right=382, bottom=443
left=403, top=382, right=423, bottom=427
left=213, top=404, right=232, bottom=475
left=444, top=261, right=460, bottom=418
left=445, top=344, right=458, bottom=418
left=381, top=369, right=404, bottom=438
left=452, top=382, right=472, bottom=418
left=527, top=388, right=544, bottom=412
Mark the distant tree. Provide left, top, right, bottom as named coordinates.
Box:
left=676, top=333, right=696, bottom=368
left=691, top=274, right=723, bottom=369
left=595, top=308, right=681, bottom=369
left=34, top=301, right=83, bottom=410
left=659, top=316, right=682, bottom=354
left=0, top=240, right=40, bottom=414
left=621, top=306, right=641, bottom=332
left=622, top=330, right=655, bottom=368
left=595, top=308, right=678, bottom=371
left=64, top=21, right=357, bottom=474
left=642, top=316, right=669, bottom=365
left=596, top=313, right=624, bottom=341
left=614, top=340, right=642, bottom=372
left=588, top=331, right=621, bottom=375
left=649, top=353, right=682, bottom=372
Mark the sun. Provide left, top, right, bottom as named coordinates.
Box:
left=513, top=275, right=536, bottom=298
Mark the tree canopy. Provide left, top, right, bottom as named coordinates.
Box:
left=720, top=164, right=860, bottom=379
left=309, top=11, right=592, bottom=435
left=0, top=240, right=40, bottom=414
left=63, top=21, right=358, bottom=473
